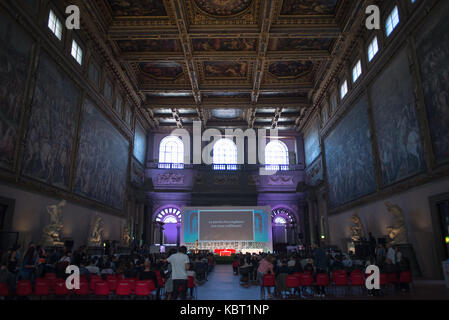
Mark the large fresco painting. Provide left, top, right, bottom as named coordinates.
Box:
left=74, top=99, right=129, bottom=210
left=117, top=39, right=183, bottom=53
left=324, top=95, right=377, bottom=208
left=280, top=0, right=338, bottom=15
left=139, top=62, right=183, bottom=80
left=204, top=61, right=248, bottom=78
left=268, top=38, right=333, bottom=51
left=192, top=38, right=257, bottom=51
left=415, top=2, right=449, bottom=164
left=371, top=49, right=425, bottom=187
left=304, top=119, right=320, bottom=167
left=0, top=11, right=33, bottom=169
left=108, top=0, right=167, bottom=16
left=268, top=61, right=313, bottom=78
left=134, top=122, right=147, bottom=165
left=22, top=52, right=80, bottom=189
left=193, top=0, right=253, bottom=16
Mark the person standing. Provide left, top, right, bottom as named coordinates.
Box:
left=257, top=255, right=275, bottom=300
left=313, top=243, right=328, bottom=298
left=167, top=246, right=190, bottom=300
left=386, top=243, right=396, bottom=265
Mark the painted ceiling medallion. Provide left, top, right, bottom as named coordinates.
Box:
left=193, top=0, right=253, bottom=17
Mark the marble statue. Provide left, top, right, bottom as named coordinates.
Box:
left=41, top=200, right=66, bottom=246
left=122, top=223, right=131, bottom=247
left=88, top=213, right=104, bottom=247
left=385, top=202, right=408, bottom=244
left=349, top=212, right=365, bottom=242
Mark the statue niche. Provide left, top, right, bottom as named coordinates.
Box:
left=41, top=200, right=66, bottom=247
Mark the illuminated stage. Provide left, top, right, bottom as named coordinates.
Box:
left=181, top=206, right=273, bottom=253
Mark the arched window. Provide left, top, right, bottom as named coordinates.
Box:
left=213, top=138, right=238, bottom=170
left=159, top=136, right=184, bottom=169
left=265, top=140, right=289, bottom=171
left=271, top=208, right=295, bottom=225
left=155, top=207, right=182, bottom=223
left=274, top=216, right=287, bottom=225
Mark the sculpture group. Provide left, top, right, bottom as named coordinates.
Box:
left=348, top=202, right=408, bottom=244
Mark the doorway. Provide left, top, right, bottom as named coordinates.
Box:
left=429, top=192, right=449, bottom=278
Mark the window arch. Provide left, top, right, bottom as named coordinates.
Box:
left=159, top=136, right=184, bottom=169
left=155, top=207, right=182, bottom=224
left=213, top=138, right=238, bottom=170
left=265, top=140, right=289, bottom=171
left=271, top=208, right=296, bottom=225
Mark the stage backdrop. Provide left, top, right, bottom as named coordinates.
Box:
left=182, top=206, right=272, bottom=252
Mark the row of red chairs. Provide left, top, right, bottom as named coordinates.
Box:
left=0, top=278, right=157, bottom=298
left=1, top=274, right=196, bottom=299
left=262, top=271, right=412, bottom=293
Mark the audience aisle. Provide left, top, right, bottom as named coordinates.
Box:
left=199, top=265, right=260, bottom=300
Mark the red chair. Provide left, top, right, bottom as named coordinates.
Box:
left=44, top=273, right=57, bottom=290
left=106, top=275, right=116, bottom=281
left=94, top=281, right=110, bottom=297
left=80, top=275, right=88, bottom=283
left=90, top=277, right=102, bottom=291
left=261, top=274, right=275, bottom=298
left=293, top=272, right=303, bottom=279
left=333, top=273, right=348, bottom=297
left=116, top=280, right=132, bottom=297
left=16, top=280, right=33, bottom=297
left=379, top=273, right=388, bottom=286
left=54, top=279, right=70, bottom=297
left=135, top=281, right=151, bottom=297
left=107, top=278, right=118, bottom=293
left=350, top=272, right=365, bottom=295
left=386, top=273, right=399, bottom=292
left=126, top=278, right=136, bottom=292
left=316, top=273, right=330, bottom=286
left=285, top=275, right=300, bottom=297
left=187, top=276, right=197, bottom=300
left=74, top=281, right=90, bottom=296
left=399, top=271, right=412, bottom=284
left=34, top=279, right=51, bottom=297
left=0, top=283, right=9, bottom=297
left=298, top=273, right=314, bottom=297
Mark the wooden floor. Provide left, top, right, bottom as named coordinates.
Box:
left=197, top=265, right=449, bottom=300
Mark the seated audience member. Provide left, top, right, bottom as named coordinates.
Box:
left=79, top=259, right=90, bottom=278
left=124, top=261, right=139, bottom=279
left=275, top=259, right=289, bottom=297
left=0, top=261, right=15, bottom=293
left=239, top=256, right=252, bottom=286
left=140, top=259, right=160, bottom=299
left=86, top=258, right=100, bottom=275
left=100, top=262, right=114, bottom=277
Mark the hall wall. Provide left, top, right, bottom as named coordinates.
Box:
left=303, top=0, right=449, bottom=279
left=0, top=0, right=150, bottom=245
left=0, top=182, right=124, bottom=249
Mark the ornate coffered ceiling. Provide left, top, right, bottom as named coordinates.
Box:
left=93, top=0, right=355, bottom=130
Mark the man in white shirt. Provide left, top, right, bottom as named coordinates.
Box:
left=167, top=246, right=190, bottom=300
